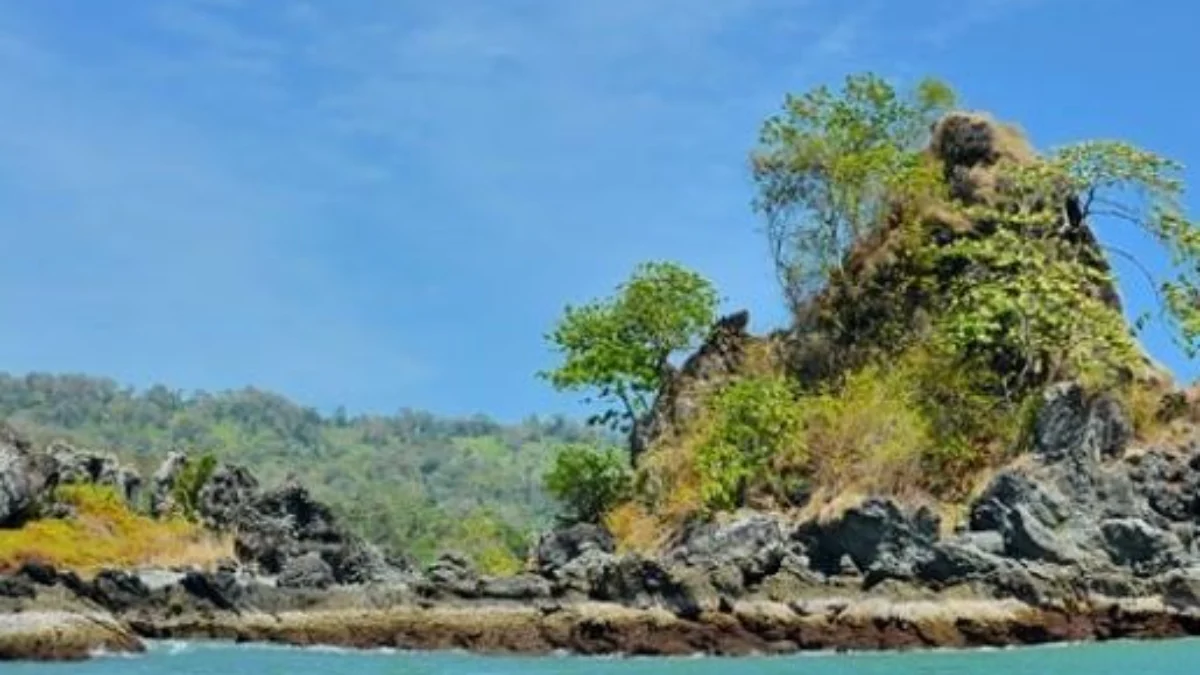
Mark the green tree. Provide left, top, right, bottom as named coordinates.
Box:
left=695, top=376, right=805, bottom=511
left=543, top=444, right=631, bottom=524
left=541, top=261, right=719, bottom=439
left=752, top=73, right=956, bottom=313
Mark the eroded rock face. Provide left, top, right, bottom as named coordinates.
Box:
left=534, top=523, right=615, bottom=577
left=230, top=480, right=403, bottom=586
left=196, top=464, right=259, bottom=529
left=278, top=552, right=335, bottom=590
left=632, top=311, right=758, bottom=461
left=46, top=441, right=141, bottom=504
left=0, top=424, right=57, bottom=527
left=799, top=499, right=939, bottom=586
left=964, top=382, right=1195, bottom=586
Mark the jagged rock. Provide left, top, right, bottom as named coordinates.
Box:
left=179, top=570, right=241, bottom=610
left=230, top=479, right=401, bottom=585
left=553, top=547, right=614, bottom=598
left=798, top=498, right=938, bottom=586
left=0, top=574, right=35, bottom=600
left=534, top=523, right=615, bottom=577
left=47, top=440, right=142, bottom=503
left=967, top=385, right=1159, bottom=574
left=278, top=552, right=336, bottom=590
left=667, top=513, right=802, bottom=597
left=149, top=451, right=189, bottom=517
left=1034, top=383, right=1132, bottom=463
left=87, top=570, right=151, bottom=612
left=421, top=552, right=480, bottom=598
left=1162, top=570, right=1200, bottom=611
left=1127, top=447, right=1200, bottom=522
left=16, top=562, right=59, bottom=586
left=633, top=311, right=757, bottom=461
left=590, top=554, right=699, bottom=617
left=1100, top=518, right=1186, bottom=576
left=196, top=463, right=259, bottom=529
left=329, top=541, right=409, bottom=585
left=0, top=423, right=57, bottom=526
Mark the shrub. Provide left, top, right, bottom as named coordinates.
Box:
left=452, top=510, right=527, bottom=576
left=0, top=484, right=231, bottom=574
left=695, top=375, right=805, bottom=511
left=170, top=452, right=217, bottom=520
left=544, top=444, right=631, bottom=524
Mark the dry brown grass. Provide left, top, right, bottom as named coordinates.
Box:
left=604, top=502, right=668, bottom=556
left=0, top=485, right=233, bottom=575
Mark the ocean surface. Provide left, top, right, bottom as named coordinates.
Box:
left=9, top=639, right=1200, bottom=675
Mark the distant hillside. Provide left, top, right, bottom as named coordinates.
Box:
left=0, top=372, right=603, bottom=569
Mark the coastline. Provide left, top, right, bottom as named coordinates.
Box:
left=4, top=595, right=1200, bottom=661
left=0, top=611, right=143, bottom=661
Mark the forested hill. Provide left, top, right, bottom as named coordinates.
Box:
left=0, top=372, right=604, bottom=570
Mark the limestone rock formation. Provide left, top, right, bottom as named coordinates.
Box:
left=0, top=424, right=56, bottom=527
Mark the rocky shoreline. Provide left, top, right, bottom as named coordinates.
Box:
left=6, top=378, right=1200, bottom=661
left=3, top=590, right=1200, bottom=661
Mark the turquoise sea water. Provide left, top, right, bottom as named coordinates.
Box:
left=8, top=639, right=1200, bottom=675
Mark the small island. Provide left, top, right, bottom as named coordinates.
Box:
left=3, top=73, right=1200, bottom=661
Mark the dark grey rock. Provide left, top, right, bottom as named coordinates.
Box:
left=798, top=498, right=938, bottom=585
left=1100, top=518, right=1185, bottom=576
left=196, top=463, right=259, bottom=529
left=87, top=569, right=151, bottom=612
left=534, top=523, right=615, bottom=577
left=1162, top=570, right=1200, bottom=611
left=180, top=570, right=242, bottom=610
left=278, top=552, right=336, bottom=590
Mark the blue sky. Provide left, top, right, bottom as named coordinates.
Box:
left=0, top=0, right=1197, bottom=421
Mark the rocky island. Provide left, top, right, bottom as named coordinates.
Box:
left=4, top=73, right=1200, bottom=661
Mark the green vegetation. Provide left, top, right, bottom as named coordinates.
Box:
left=0, top=484, right=230, bottom=574
left=541, top=261, right=719, bottom=438
left=543, top=444, right=631, bottom=524
left=695, top=375, right=804, bottom=512
left=170, top=452, right=218, bottom=521
left=0, top=373, right=603, bottom=566
left=543, top=72, right=1199, bottom=540
left=753, top=73, right=955, bottom=313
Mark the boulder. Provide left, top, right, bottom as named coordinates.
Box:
left=798, top=498, right=938, bottom=586
left=0, top=574, right=35, bottom=600
left=421, top=552, right=480, bottom=598
left=179, top=570, right=242, bottom=611
left=278, top=552, right=336, bottom=590
left=534, top=523, right=615, bottom=577
left=0, top=423, right=57, bottom=526
left=666, top=513, right=803, bottom=597
left=86, top=570, right=151, bottom=612
left=1099, top=518, right=1185, bottom=576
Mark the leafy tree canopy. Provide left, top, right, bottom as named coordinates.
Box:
left=543, top=444, right=631, bottom=525
left=752, top=73, right=956, bottom=312
left=541, top=261, right=719, bottom=437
